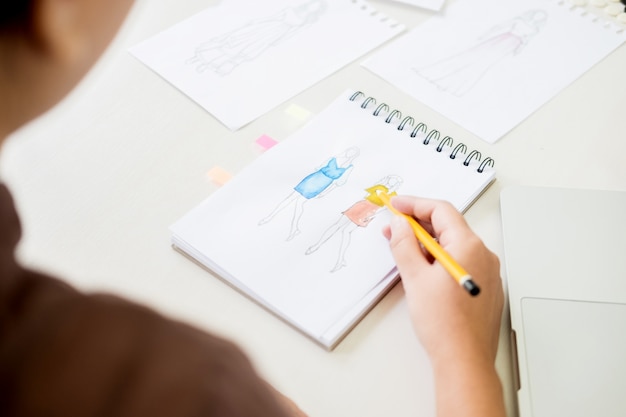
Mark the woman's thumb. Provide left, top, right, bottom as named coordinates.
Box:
left=388, top=215, right=429, bottom=280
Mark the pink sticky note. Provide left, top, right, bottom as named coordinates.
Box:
left=255, top=134, right=278, bottom=151
left=206, top=166, right=232, bottom=186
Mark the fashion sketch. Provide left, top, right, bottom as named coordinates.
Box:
left=187, top=0, right=327, bottom=75
left=413, top=9, right=548, bottom=97
left=258, top=147, right=360, bottom=241
left=305, top=175, right=403, bottom=272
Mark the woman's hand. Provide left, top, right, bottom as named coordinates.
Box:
left=383, top=195, right=506, bottom=417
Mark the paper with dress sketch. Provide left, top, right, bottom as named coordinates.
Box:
left=129, top=0, right=404, bottom=131
left=362, top=0, right=626, bottom=143
left=389, top=0, right=445, bottom=12
left=170, top=89, right=496, bottom=349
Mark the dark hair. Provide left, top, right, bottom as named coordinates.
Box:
left=0, top=1, right=32, bottom=34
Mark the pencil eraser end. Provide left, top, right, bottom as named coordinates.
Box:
left=463, top=279, right=481, bottom=296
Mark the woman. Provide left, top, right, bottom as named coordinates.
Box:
left=0, top=1, right=304, bottom=416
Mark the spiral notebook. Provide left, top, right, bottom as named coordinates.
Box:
left=170, top=89, right=496, bottom=349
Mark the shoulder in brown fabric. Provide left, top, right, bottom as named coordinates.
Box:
left=0, top=184, right=290, bottom=417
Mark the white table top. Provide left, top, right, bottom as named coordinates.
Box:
left=2, top=1, right=625, bottom=416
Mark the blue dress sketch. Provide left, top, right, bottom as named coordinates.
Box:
left=294, top=157, right=348, bottom=199
left=187, top=0, right=327, bottom=75
left=258, top=147, right=359, bottom=241
left=305, top=175, right=403, bottom=272
left=413, top=9, right=548, bottom=97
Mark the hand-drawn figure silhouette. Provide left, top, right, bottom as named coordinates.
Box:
left=413, top=9, right=548, bottom=97
left=258, top=146, right=360, bottom=241
left=187, top=0, right=327, bottom=75
left=305, top=175, right=403, bottom=272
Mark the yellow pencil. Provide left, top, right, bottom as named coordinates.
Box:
left=377, top=191, right=480, bottom=296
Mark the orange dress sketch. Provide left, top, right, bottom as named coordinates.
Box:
left=343, top=199, right=380, bottom=227
left=413, top=9, right=547, bottom=97
left=305, top=175, right=403, bottom=272
left=258, top=147, right=359, bottom=241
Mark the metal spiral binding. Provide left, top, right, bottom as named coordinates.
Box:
left=557, top=0, right=625, bottom=34
left=351, top=0, right=404, bottom=30
left=348, top=91, right=495, bottom=173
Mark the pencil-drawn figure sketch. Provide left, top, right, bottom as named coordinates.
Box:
left=305, top=175, right=403, bottom=272
left=413, top=9, right=548, bottom=97
left=187, top=0, right=328, bottom=75
left=258, top=146, right=360, bottom=241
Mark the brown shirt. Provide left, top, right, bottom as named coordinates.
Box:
left=0, top=184, right=290, bottom=416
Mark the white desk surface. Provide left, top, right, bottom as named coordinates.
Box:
left=2, top=1, right=625, bottom=416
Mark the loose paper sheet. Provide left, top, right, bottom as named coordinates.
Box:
left=130, top=0, right=404, bottom=130
left=390, top=0, right=445, bottom=12
left=363, top=0, right=626, bottom=143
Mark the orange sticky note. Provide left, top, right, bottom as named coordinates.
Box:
left=206, top=166, right=232, bottom=186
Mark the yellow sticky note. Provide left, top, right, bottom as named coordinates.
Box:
left=284, top=103, right=312, bottom=121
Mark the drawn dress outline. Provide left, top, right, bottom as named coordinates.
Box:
left=413, top=9, right=548, bottom=97
left=306, top=175, right=403, bottom=272
left=258, top=146, right=359, bottom=241
left=187, top=0, right=328, bottom=75
left=294, top=157, right=349, bottom=198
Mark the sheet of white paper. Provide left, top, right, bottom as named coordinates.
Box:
left=389, top=0, right=445, bottom=12
left=130, top=0, right=404, bottom=130
left=363, top=0, right=626, bottom=143
left=170, top=90, right=496, bottom=346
